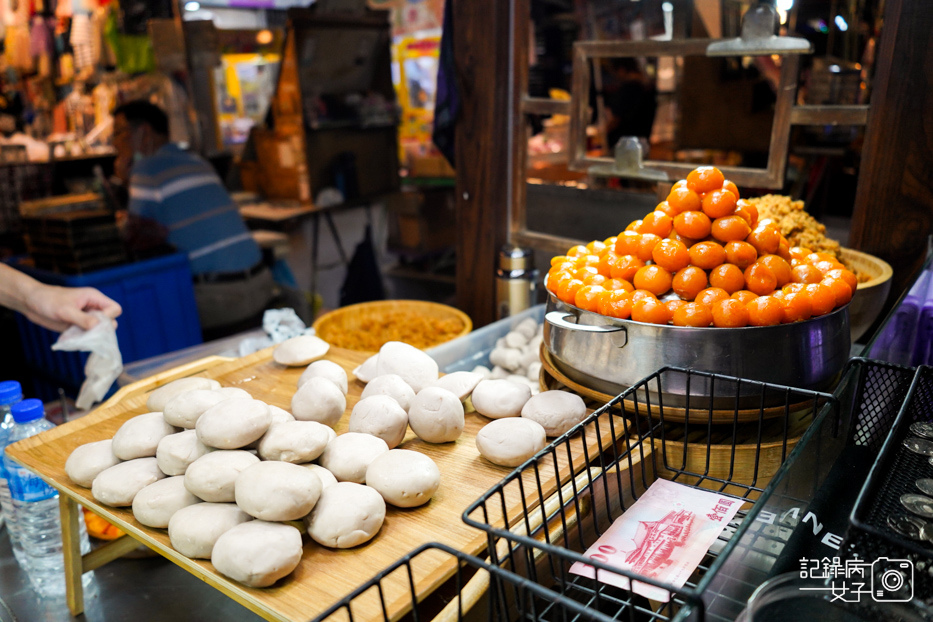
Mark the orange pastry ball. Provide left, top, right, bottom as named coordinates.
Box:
left=711, top=298, right=750, bottom=328
left=686, top=166, right=725, bottom=194
left=633, top=265, right=673, bottom=296
left=631, top=297, right=672, bottom=325
left=672, top=302, right=713, bottom=327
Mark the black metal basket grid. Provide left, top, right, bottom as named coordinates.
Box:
left=462, top=366, right=837, bottom=622
left=0, top=161, right=53, bottom=235
left=844, top=363, right=933, bottom=603
left=310, top=542, right=620, bottom=622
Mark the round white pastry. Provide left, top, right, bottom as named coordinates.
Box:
left=235, top=461, right=322, bottom=521
left=519, top=347, right=540, bottom=370
left=318, top=432, right=389, bottom=483
left=521, top=390, right=588, bottom=437
left=348, top=396, right=409, bottom=449
left=65, top=439, right=120, bottom=488
left=156, top=429, right=213, bottom=476
left=407, top=387, right=464, bottom=443
left=298, top=360, right=348, bottom=394
left=489, top=366, right=509, bottom=380
left=257, top=420, right=331, bottom=463
left=111, top=412, right=177, bottom=461
left=352, top=354, right=379, bottom=384
left=211, top=521, right=303, bottom=588
left=184, top=450, right=260, bottom=503
left=147, top=377, right=221, bottom=412
left=526, top=361, right=542, bottom=382
left=365, top=449, right=440, bottom=508
left=360, top=374, right=416, bottom=412
left=471, top=379, right=531, bottom=420
left=374, top=341, right=438, bottom=393
left=196, top=398, right=271, bottom=449
left=91, top=457, right=165, bottom=507
left=514, top=317, right=538, bottom=340
left=504, top=330, right=528, bottom=349
left=162, top=389, right=228, bottom=429
left=168, top=502, right=252, bottom=559
left=489, top=347, right=522, bottom=372
left=215, top=387, right=252, bottom=400
left=304, top=482, right=385, bottom=548
left=475, top=418, right=547, bottom=467
left=290, top=376, right=346, bottom=426
left=302, top=464, right=338, bottom=489
left=272, top=335, right=330, bottom=367
left=132, top=476, right=201, bottom=528
left=268, top=405, right=296, bottom=424
left=471, top=365, right=491, bottom=378
left=432, top=371, right=483, bottom=401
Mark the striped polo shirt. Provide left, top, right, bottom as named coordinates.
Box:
left=128, top=144, right=261, bottom=275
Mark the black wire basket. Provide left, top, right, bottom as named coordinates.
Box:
left=311, top=542, right=619, bottom=622
left=462, top=366, right=837, bottom=622
left=843, top=364, right=933, bottom=605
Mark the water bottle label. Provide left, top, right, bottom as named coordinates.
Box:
left=7, top=463, right=56, bottom=502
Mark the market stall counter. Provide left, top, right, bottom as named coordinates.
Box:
left=4, top=340, right=628, bottom=621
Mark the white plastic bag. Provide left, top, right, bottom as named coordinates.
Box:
left=51, top=311, right=123, bottom=411
left=237, top=308, right=315, bottom=357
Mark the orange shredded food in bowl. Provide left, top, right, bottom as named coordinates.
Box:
left=315, top=304, right=468, bottom=352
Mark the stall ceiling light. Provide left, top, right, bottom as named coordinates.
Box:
left=835, top=15, right=848, bottom=31
left=185, top=1, right=201, bottom=11
left=256, top=29, right=273, bottom=45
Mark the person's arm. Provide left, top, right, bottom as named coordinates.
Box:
left=0, top=264, right=122, bottom=332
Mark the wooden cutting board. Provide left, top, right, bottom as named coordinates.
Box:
left=6, top=345, right=628, bottom=622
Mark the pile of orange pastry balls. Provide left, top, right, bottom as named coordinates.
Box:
left=546, top=166, right=858, bottom=327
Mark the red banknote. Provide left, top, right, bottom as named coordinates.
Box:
left=569, top=479, right=743, bottom=601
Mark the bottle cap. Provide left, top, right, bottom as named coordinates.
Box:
left=0, top=381, right=23, bottom=407
left=499, top=246, right=534, bottom=272
left=11, top=399, right=44, bottom=424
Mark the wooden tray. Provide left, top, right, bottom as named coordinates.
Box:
left=7, top=345, right=626, bottom=622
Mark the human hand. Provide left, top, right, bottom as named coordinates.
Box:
left=25, top=284, right=123, bottom=333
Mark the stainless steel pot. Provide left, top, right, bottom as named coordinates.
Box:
left=544, top=292, right=850, bottom=403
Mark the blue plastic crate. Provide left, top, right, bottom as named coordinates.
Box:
left=12, top=253, right=202, bottom=400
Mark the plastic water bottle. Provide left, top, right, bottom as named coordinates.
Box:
left=0, top=380, right=24, bottom=563
left=3, top=399, right=93, bottom=597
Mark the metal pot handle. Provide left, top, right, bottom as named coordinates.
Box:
left=545, top=311, right=628, bottom=345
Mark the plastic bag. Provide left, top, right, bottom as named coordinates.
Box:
left=51, top=311, right=123, bottom=411
left=237, top=308, right=314, bottom=357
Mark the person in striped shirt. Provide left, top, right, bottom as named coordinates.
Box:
left=113, top=100, right=274, bottom=337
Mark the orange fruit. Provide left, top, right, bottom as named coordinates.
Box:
left=631, top=297, right=672, bottom=325
left=734, top=199, right=758, bottom=228
left=744, top=262, right=778, bottom=296
left=672, top=266, right=709, bottom=301
left=746, top=224, right=781, bottom=256
left=667, top=186, right=702, bottom=215
left=711, top=298, right=749, bottom=327
left=822, top=276, right=853, bottom=307
left=633, top=265, right=673, bottom=296
left=724, top=240, right=758, bottom=269
left=689, top=241, right=727, bottom=270
left=614, top=231, right=642, bottom=256
left=609, top=254, right=645, bottom=281
left=652, top=239, right=691, bottom=273
left=746, top=295, right=784, bottom=326
left=780, top=290, right=813, bottom=323
left=709, top=263, right=745, bottom=293
left=575, top=284, right=606, bottom=312
left=566, top=244, right=589, bottom=258
left=695, top=287, right=729, bottom=307
left=826, top=268, right=858, bottom=292
left=686, top=166, right=725, bottom=194
left=805, top=283, right=837, bottom=316
left=701, top=189, right=738, bottom=219
left=711, top=215, right=751, bottom=243
left=722, top=180, right=740, bottom=200
left=639, top=211, right=673, bottom=237
left=672, top=302, right=713, bottom=327
left=731, top=290, right=759, bottom=305
left=598, top=289, right=633, bottom=319
left=556, top=277, right=585, bottom=305
left=791, top=263, right=824, bottom=285
left=757, top=255, right=793, bottom=287
left=673, top=210, right=712, bottom=240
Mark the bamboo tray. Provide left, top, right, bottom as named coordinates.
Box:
left=6, top=345, right=627, bottom=622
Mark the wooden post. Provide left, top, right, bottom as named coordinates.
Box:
left=61, top=495, right=85, bottom=616
left=848, top=0, right=933, bottom=303
left=452, top=0, right=527, bottom=327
